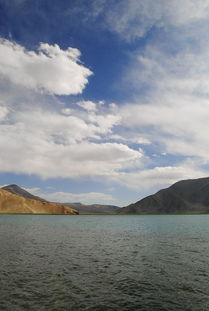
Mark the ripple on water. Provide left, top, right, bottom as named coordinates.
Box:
left=1, top=215, right=209, bottom=311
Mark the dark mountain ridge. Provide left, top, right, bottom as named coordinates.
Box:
left=119, top=177, right=209, bottom=214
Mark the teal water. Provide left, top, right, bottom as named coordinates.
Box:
left=0, top=215, right=209, bottom=310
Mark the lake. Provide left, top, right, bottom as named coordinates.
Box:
left=0, top=215, right=209, bottom=311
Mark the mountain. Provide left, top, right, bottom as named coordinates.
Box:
left=0, top=189, right=78, bottom=214
left=63, top=202, right=119, bottom=214
left=119, top=177, right=209, bottom=214
left=1, top=185, right=119, bottom=214
left=2, top=184, right=46, bottom=202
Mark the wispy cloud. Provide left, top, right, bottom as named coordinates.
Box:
left=100, top=0, right=209, bottom=41
left=117, top=37, right=209, bottom=163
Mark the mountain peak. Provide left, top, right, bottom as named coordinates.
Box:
left=1, top=184, right=47, bottom=202
left=5, top=184, right=19, bottom=188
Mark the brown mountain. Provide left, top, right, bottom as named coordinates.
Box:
left=63, top=202, right=119, bottom=214
left=0, top=189, right=78, bottom=214
left=2, top=184, right=46, bottom=202
left=119, top=177, right=209, bottom=214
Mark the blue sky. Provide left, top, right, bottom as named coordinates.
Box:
left=0, top=0, right=209, bottom=206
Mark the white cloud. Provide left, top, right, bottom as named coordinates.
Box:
left=0, top=39, right=92, bottom=95
left=0, top=139, right=142, bottom=179
left=0, top=102, right=143, bottom=179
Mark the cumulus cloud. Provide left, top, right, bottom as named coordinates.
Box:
left=0, top=42, right=144, bottom=184
left=0, top=39, right=92, bottom=95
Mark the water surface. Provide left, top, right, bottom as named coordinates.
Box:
left=0, top=215, right=209, bottom=311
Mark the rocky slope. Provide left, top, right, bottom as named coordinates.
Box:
left=0, top=189, right=79, bottom=214
left=119, top=177, right=209, bottom=214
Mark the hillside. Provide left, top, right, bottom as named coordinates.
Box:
left=119, top=177, right=209, bottom=214
left=0, top=189, right=78, bottom=214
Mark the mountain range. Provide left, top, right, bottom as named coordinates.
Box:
left=2, top=177, right=209, bottom=214
left=63, top=202, right=119, bottom=214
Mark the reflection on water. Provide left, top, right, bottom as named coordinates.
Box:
left=0, top=215, right=209, bottom=311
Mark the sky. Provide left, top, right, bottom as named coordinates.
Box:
left=0, top=0, right=209, bottom=206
